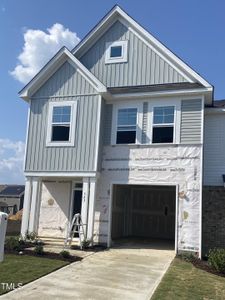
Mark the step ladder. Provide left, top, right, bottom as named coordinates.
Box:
left=64, top=213, right=86, bottom=250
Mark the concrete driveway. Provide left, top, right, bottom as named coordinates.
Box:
left=2, top=241, right=174, bottom=300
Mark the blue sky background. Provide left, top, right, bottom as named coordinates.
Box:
left=0, top=0, right=225, bottom=183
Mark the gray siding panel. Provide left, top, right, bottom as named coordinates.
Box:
left=103, top=104, right=113, bottom=145
left=80, top=21, right=187, bottom=87
left=97, top=99, right=105, bottom=171
left=204, top=113, right=225, bottom=186
left=33, top=61, right=96, bottom=98
left=180, top=99, right=202, bottom=144
left=26, top=95, right=100, bottom=172
left=25, top=62, right=100, bottom=172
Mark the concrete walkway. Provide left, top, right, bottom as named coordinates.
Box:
left=2, top=241, right=174, bottom=300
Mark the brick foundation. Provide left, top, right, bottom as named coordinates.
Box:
left=202, top=186, right=225, bottom=255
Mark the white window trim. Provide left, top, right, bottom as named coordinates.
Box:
left=46, top=101, right=77, bottom=147
left=110, top=98, right=182, bottom=146
left=148, top=100, right=181, bottom=145
left=105, top=40, right=128, bottom=64
left=111, top=101, right=143, bottom=145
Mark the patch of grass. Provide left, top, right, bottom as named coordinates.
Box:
left=0, top=254, right=69, bottom=295
left=152, top=258, right=225, bottom=300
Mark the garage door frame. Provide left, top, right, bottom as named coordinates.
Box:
left=108, top=182, right=179, bottom=254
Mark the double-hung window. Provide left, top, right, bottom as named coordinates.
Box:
left=152, top=106, right=175, bottom=143
left=116, top=108, right=137, bottom=144
left=46, top=101, right=77, bottom=146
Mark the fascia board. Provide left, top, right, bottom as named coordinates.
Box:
left=19, top=47, right=67, bottom=100
left=73, top=5, right=212, bottom=89
left=109, top=87, right=212, bottom=100
left=72, top=6, right=119, bottom=56
left=19, top=48, right=106, bottom=101
left=65, top=49, right=106, bottom=93
left=116, top=7, right=212, bottom=88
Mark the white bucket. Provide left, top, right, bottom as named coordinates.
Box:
left=0, top=212, right=8, bottom=262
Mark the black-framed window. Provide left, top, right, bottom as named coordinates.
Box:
left=116, top=108, right=137, bottom=144
left=110, top=46, right=122, bottom=58
left=152, top=106, right=175, bottom=143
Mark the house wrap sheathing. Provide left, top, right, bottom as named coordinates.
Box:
left=95, top=145, right=201, bottom=252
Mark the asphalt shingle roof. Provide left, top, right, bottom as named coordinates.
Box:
left=214, top=100, right=225, bottom=107
left=0, top=185, right=25, bottom=197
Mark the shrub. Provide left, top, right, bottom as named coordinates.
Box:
left=5, top=237, right=22, bottom=252
left=34, top=239, right=44, bottom=246
left=18, top=237, right=26, bottom=246
left=178, top=252, right=196, bottom=262
left=81, top=239, right=91, bottom=249
left=34, top=244, right=44, bottom=256
left=59, top=250, right=71, bottom=259
left=208, top=248, right=225, bottom=273
left=25, top=231, right=38, bottom=242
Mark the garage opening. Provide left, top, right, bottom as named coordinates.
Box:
left=111, top=185, right=176, bottom=248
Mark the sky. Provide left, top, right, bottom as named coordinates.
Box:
left=0, top=0, right=225, bottom=184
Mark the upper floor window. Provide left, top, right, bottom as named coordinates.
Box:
left=110, top=46, right=122, bottom=58
left=105, top=41, right=128, bottom=64
left=152, top=106, right=175, bottom=143
left=46, top=101, right=77, bottom=147
left=116, top=108, right=137, bottom=144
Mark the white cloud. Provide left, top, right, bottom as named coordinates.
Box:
left=10, top=23, right=80, bottom=84
left=0, top=139, right=25, bottom=184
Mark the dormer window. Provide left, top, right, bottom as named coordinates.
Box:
left=105, top=41, right=128, bottom=64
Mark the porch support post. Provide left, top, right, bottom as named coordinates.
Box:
left=21, top=177, right=32, bottom=238
left=81, top=178, right=89, bottom=237
left=87, top=177, right=97, bottom=242
left=28, top=177, right=40, bottom=233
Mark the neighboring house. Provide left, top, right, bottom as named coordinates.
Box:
left=0, top=185, right=25, bottom=214
left=0, top=185, right=6, bottom=192
left=19, top=5, right=223, bottom=257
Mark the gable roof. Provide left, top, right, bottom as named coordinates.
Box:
left=73, top=5, right=213, bottom=90
left=0, top=185, right=25, bottom=198
left=19, top=47, right=107, bottom=101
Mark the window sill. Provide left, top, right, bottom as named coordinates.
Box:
left=110, top=143, right=179, bottom=148
left=46, top=142, right=75, bottom=147
left=105, top=58, right=128, bottom=64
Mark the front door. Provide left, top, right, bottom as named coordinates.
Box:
left=72, top=189, right=82, bottom=217
left=71, top=183, right=83, bottom=237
